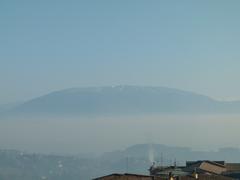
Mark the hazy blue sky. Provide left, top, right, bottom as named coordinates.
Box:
left=1, top=0, right=240, bottom=104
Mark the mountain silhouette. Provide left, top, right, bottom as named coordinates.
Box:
left=3, top=86, right=240, bottom=117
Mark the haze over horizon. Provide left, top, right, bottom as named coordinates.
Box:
left=2, top=2, right=240, bottom=180
left=1, top=0, right=240, bottom=104
left=1, top=0, right=240, bottom=158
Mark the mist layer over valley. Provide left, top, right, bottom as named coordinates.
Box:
left=1, top=115, right=240, bottom=154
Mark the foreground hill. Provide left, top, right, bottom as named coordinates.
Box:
left=3, top=86, right=240, bottom=117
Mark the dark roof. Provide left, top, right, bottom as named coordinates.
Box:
left=225, top=163, right=240, bottom=172
left=93, top=173, right=154, bottom=180
left=92, top=173, right=122, bottom=180
left=124, top=173, right=154, bottom=177
left=186, top=161, right=225, bottom=168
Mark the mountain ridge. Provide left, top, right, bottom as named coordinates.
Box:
left=2, top=85, right=240, bottom=117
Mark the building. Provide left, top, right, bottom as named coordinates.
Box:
left=150, top=160, right=240, bottom=179
left=221, top=163, right=240, bottom=179
left=149, top=165, right=188, bottom=178
left=93, top=160, right=240, bottom=180
left=184, top=161, right=227, bottom=175
left=93, top=173, right=234, bottom=180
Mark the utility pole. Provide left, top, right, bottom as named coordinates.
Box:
left=160, top=153, right=163, bottom=168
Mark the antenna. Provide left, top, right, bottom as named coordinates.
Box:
left=126, top=156, right=129, bottom=173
